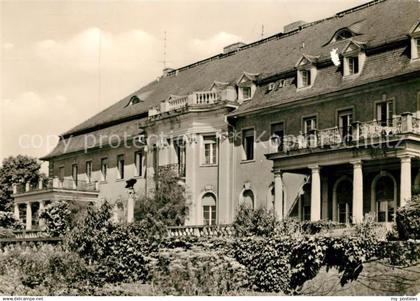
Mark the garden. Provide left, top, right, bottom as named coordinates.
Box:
left=0, top=196, right=419, bottom=296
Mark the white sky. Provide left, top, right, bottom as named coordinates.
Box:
left=0, top=0, right=368, bottom=166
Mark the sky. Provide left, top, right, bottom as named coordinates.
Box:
left=0, top=0, right=369, bottom=168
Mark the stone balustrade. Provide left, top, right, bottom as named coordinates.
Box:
left=13, top=177, right=99, bottom=195
left=167, top=224, right=235, bottom=237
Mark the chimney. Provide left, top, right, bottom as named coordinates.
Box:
left=284, top=20, right=307, bottom=33
left=162, top=67, right=176, bottom=77
left=223, top=42, right=246, bottom=54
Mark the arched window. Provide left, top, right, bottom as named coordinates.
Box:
left=335, top=28, right=353, bottom=41
left=241, top=189, right=255, bottom=209
left=375, top=176, right=395, bottom=222
left=127, top=95, right=141, bottom=106
left=202, top=193, right=216, bottom=225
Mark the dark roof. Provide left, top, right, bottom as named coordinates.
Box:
left=44, top=0, right=420, bottom=159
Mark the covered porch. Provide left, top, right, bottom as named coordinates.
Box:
left=268, top=135, right=420, bottom=224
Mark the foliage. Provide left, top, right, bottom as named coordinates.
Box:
left=0, top=155, right=45, bottom=211
left=378, top=241, right=420, bottom=266
left=151, top=248, right=248, bottom=295
left=0, top=210, right=23, bottom=230
left=395, top=196, right=420, bottom=240
left=232, top=204, right=276, bottom=237
left=66, top=201, right=157, bottom=283
left=39, top=201, right=74, bottom=237
left=135, top=166, right=188, bottom=226
left=0, top=244, right=99, bottom=295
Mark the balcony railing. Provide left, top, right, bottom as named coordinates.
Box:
left=149, top=91, right=221, bottom=116
left=13, top=178, right=99, bottom=194
left=272, top=113, right=419, bottom=154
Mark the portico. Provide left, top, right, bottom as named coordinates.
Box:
left=268, top=120, right=420, bottom=223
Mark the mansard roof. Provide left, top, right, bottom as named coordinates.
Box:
left=43, top=0, right=420, bottom=159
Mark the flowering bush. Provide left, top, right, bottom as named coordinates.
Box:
left=232, top=204, right=276, bottom=237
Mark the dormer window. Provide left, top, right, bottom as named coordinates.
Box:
left=347, top=56, right=359, bottom=75
left=242, top=86, right=252, bottom=99
left=335, top=28, right=353, bottom=41
left=236, top=72, right=258, bottom=101
left=296, top=55, right=317, bottom=89
left=127, top=95, right=141, bottom=106
left=342, top=40, right=366, bottom=77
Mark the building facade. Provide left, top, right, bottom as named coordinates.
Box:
left=13, top=0, right=420, bottom=230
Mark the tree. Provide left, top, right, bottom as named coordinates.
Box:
left=134, top=165, right=189, bottom=226
left=0, top=155, right=45, bottom=211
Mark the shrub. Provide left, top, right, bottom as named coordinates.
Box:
left=232, top=204, right=276, bottom=237
left=0, top=244, right=99, bottom=295
left=395, top=196, right=420, bottom=240
left=66, top=201, right=156, bottom=283
left=0, top=211, right=23, bottom=230
left=40, top=200, right=84, bottom=237
left=378, top=241, right=420, bottom=266
left=151, top=248, right=248, bottom=295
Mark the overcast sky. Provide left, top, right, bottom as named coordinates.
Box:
left=1, top=0, right=368, bottom=167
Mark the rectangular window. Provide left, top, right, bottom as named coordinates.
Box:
left=58, top=166, right=64, bottom=184
left=271, top=123, right=284, bottom=151
left=242, top=129, right=254, bottom=161
left=134, top=151, right=144, bottom=177
left=203, top=205, right=217, bottom=225
left=338, top=110, right=353, bottom=140
left=117, top=155, right=125, bottom=179
left=300, top=69, right=311, bottom=87
left=174, top=139, right=186, bottom=177
left=72, top=164, right=78, bottom=186
left=348, top=57, right=359, bottom=75
left=101, top=158, right=108, bottom=181
left=85, top=161, right=92, bottom=183
left=303, top=116, right=317, bottom=134
left=376, top=101, right=393, bottom=126
left=242, top=87, right=252, bottom=99
left=203, top=135, right=218, bottom=165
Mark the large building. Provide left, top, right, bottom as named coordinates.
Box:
left=12, top=0, right=420, bottom=230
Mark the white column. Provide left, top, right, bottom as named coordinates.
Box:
left=127, top=190, right=135, bottom=223
left=400, top=155, right=412, bottom=207
left=218, top=134, right=232, bottom=224
left=310, top=165, right=321, bottom=221
left=274, top=172, right=284, bottom=220
left=26, top=203, right=32, bottom=230
left=14, top=203, right=20, bottom=220
left=351, top=160, right=364, bottom=223
left=185, top=136, right=198, bottom=225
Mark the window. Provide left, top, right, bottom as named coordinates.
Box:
left=338, top=109, right=353, bottom=141
left=203, top=135, right=218, bottom=165
left=127, top=95, right=141, bottom=106
left=347, top=57, right=359, bottom=75
left=242, top=86, right=252, bottom=100
left=202, top=193, right=216, bottom=225
left=299, top=69, right=311, bottom=88
left=100, top=158, right=108, bottom=181
left=134, top=151, right=144, bottom=177
left=242, top=129, right=254, bottom=161
left=376, top=100, right=393, bottom=126
left=174, top=139, right=186, bottom=177
left=335, top=29, right=353, bottom=41
left=85, top=161, right=92, bottom=183
left=58, top=166, right=64, bottom=186
left=375, top=176, right=395, bottom=222
left=117, top=155, right=125, bottom=179
left=72, top=164, right=78, bottom=186
left=241, top=189, right=255, bottom=209
left=271, top=123, right=284, bottom=152
left=303, top=116, right=317, bottom=134
left=417, top=39, right=420, bottom=57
